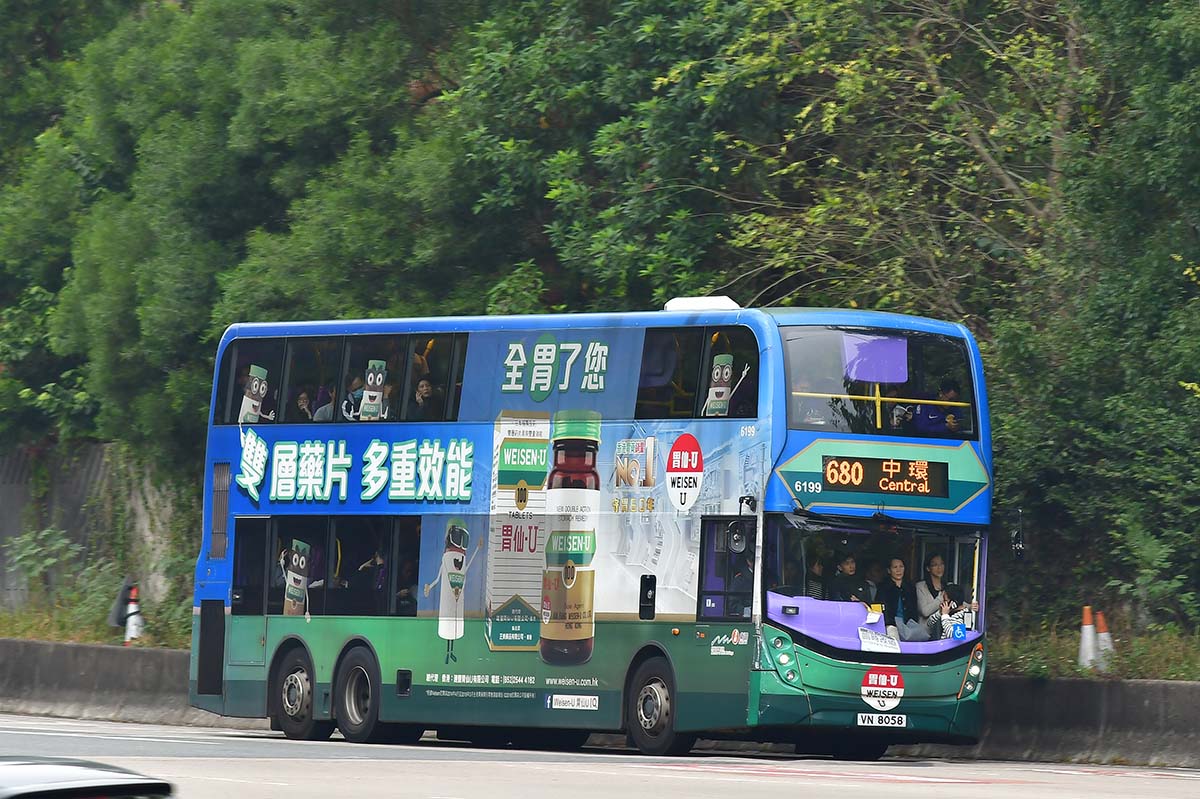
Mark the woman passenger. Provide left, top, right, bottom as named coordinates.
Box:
left=916, top=552, right=948, bottom=625
left=877, top=557, right=928, bottom=641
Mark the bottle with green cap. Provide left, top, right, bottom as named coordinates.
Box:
left=540, top=410, right=602, bottom=665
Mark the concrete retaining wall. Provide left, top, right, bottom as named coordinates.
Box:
left=897, top=675, right=1200, bottom=768
left=1, top=638, right=1196, bottom=765
left=0, top=638, right=263, bottom=729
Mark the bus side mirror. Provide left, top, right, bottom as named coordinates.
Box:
left=1011, top=509, right=1025, bottom=561
left=727, top=521, right=748, bottom=554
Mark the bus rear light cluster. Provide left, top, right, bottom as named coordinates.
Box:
left=958, top=642, right=985, bottom=699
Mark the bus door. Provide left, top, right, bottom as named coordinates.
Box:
left=229, top=517, right=268, bottom=666
left=697, top=516, right=757, bottom=625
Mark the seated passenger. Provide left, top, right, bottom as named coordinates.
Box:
left=828, top=553, right=871, bottom=604
left=411, top=376, right=443, bottom=421
left=883, top=385, right=913, bottom=432
left=293, top=387, right=315, bottom=422
left=312, top=386, right=336, bottom=421
left=395, top=560, right=419, bottom=616
left=916, top=552, right=948, bottom=625
left=912, top=378, right=963, bottom=435
left=862, top=559, right=886, bottom=603
left=933, top=583, right=979, bottom=639
left=792, top=377, right=830, bottom=426
left=877, top=557, right=928, bottom=641
left=341, top=376, right=365, bottom=420
left=804, top=559, right=826, bottom=600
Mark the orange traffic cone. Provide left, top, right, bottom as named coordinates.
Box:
left=1095, top=611, right=1114, bottom=672
left=1078, top=605, right=1097, bottom=669
left=124, top=585, right=144, bottom=646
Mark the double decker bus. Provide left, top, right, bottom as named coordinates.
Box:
left=190, top=298, right=991, bottom=758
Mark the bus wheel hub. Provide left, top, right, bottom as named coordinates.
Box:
left=282, top=671, right=307, bottom=717
left=637, top=679, right=669, bottom=732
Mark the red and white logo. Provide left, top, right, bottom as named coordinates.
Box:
left=860, top=666, right=904, bottom=711
left=665, top=434, right=704, bottom=512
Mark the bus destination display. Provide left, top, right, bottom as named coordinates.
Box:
left=821, top=455, right=949, bottom=498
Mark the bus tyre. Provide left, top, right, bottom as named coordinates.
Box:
left=627, top=657, right=695, bottom=756
left=334, top=647, right=383, bottom=744
left=275, top=648, right=334, bottom=741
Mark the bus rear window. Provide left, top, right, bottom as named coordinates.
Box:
left=783, top=326, right=976, bottom=439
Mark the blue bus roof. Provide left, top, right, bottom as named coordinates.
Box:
left=218, top=307, right=971, bottom=348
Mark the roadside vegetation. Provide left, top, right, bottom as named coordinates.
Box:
left=1, top=2, right=1198, bottom=672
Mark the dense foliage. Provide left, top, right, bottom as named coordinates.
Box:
left=1, top=0, right=1197, bottom=634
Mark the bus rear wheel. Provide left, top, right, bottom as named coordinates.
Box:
left=274, top=648, right=334, bottom=741
left=626, top=657, right=695, bottom=756
left=334, top=647, right=384, bottom=743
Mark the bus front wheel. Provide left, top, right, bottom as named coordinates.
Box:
left=626, top=657, right=695, bottom=756
left=334, top=647, right=384, bottom=743
left=274, top=648, right=334, bottom=741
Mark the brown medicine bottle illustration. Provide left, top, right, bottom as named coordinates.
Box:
left=540, top=410, right=601, bottom=665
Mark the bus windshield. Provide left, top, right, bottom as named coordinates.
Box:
left=782, top=326, right=976, bottom=439
left=763, top=514, right=983, bottom=654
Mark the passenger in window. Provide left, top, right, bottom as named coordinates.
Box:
left=312, top=385, right=336, bottom=421
left=358, top=545, right=388, bottom=614
left=294, top=387, right=315, bottom=422
left=411, top=376, right=443, bottom=421
left=828, top=553, right=871, bottom=604
left=804, top=558, right=826, bottom=600
left=341, top=375, right=365, bottom=420
left=793, top=377, right=829, bottom=426
left=862, top=559, right=886, bottom=603
left=913, top=378, right=962, bottom=434
left=916, top=552, right=948, bottom=625
left=879, top=557, right=928, bottom=641
left=382, top=381, right=398, bottom=420
left=783, top=559, right=803, bottom=589
left=884, top=385, right=913, bottom=432
left=933, top=584, right=979, bottom=638
left=395, top=559, right=418, bottom=615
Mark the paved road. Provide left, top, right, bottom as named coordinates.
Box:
left=2, top=714, right=1197, bottom=799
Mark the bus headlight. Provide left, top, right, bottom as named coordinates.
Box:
left=963, top=680, right=976, bottom=694
left=973, top=648, right=984, bottom=663
left=784, top=670, right=797, bottom=682
left=773, top=636, right=786, bottom=649
left=968, top=664, right=981, bottom=677
left=778, top=652, right=792, bottom=666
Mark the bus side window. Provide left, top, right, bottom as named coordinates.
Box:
left=267, top=517, right=329, bottom=617
left=404, top=335, right=454, bottom=421
left=342, top=335, right=407, bottom=422
left=635, top=328, right=704, bottom=419
left=231, top=518, right=268, bottom=616
left=701, top=326, right=759, bottom=419
left=218, top=338, right=285, bottom=425
left=282, top=337, right=343, bottom=423
left=393, top=517, right=421, bottom=616
left=330, top=516, right=393, bottom=616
